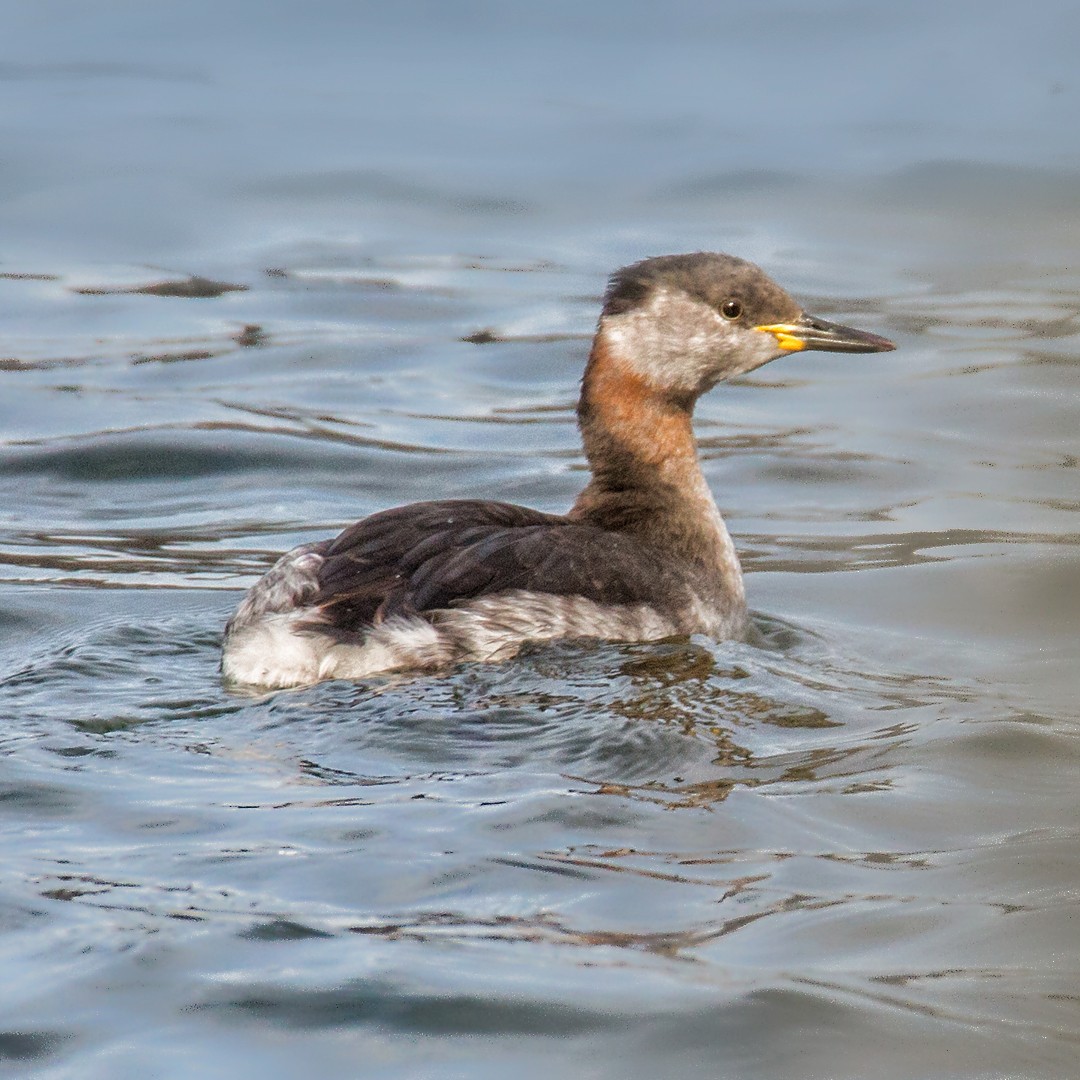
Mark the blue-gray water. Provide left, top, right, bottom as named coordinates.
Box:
left=2, top=3, right=1079, bottom=1078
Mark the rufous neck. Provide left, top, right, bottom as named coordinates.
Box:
left=574, top=327, right=705, bottom=496
left=568, top=325, right=744, bottom=597
left=568, top=325, right=740, bottom=581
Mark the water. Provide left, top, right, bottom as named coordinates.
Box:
left=2, top=3, right=1079, bottom=1077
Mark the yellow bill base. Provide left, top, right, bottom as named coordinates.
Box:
left=755, top=324, right=807, bottom=352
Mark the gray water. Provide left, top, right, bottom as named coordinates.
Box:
left=2, top=3, right=1079, bottom=1078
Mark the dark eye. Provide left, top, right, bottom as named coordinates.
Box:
left=720, top=299, right=742, bottom=320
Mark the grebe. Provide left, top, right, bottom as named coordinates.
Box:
left=223, top=253, right=894, bottom=688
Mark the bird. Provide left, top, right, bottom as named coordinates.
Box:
left=222, top=252, right=894, bottom=688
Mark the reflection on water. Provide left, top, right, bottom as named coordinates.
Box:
left=2, top=2, right=1080, bottom=1078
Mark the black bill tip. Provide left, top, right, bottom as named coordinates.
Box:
left=757, top=313, right=895, bottom=354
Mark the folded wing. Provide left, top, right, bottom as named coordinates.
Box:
left=311, top=499, right=687, bottom=634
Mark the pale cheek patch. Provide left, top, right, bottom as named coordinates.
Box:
left=604, top=289, right=724, bottom=393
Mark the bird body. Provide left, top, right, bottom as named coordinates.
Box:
left=222, top=253, right=894, bottom=688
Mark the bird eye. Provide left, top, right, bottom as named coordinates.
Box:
left=720, top=299, right=742, bottom=320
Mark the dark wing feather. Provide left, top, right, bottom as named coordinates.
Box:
left=312, top=499, right=684, bottom=633
left=314, top=500, right=565, bottom=631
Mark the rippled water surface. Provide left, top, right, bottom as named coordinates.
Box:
left=3, top=3, right=1079, bottom=1078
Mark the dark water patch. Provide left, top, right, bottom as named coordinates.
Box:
left=0, top=271, right=60, bottom=281
left=0, top=780, right=84, bottom=817
left=197, top=980, right=622, bottom=1036
left=0, top=354, right=101, bottom=372
left=45, top=744, right=118, bottom=760
left=696, top=424, right=820, bottom=457
left=241, top=918, right=336, bottom=942
left=0, top=332, right=254, bottom=372
left=745, top=612, right=817, bottom=653
left=0, top=429, right=459, bottom=485
left=0, top=1029, right=72, bottom=1062
left=233, top=324, right=266, bottom=348
left=460, top=328, right=588, bottom=346
left=73, top=275, right=248, bottom=299
left=195, top=981, right=622, bottom=1035
left=131, top=348, right=217, bottom=366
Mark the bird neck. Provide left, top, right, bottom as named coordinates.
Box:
left=569, top=325, right=743, bottom=590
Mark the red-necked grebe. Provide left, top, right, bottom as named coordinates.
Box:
left=222, top=252, right=894, bottom=688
